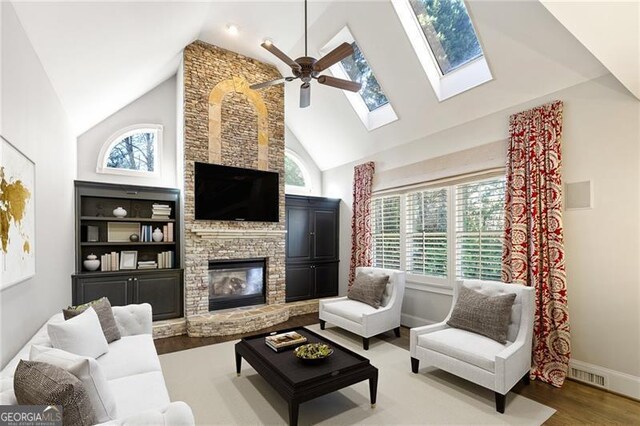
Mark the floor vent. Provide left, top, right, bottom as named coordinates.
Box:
left=569, top=366, right=607, bottom=388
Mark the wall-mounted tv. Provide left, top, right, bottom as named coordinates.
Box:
left=194, top=162, right=279, bottom=222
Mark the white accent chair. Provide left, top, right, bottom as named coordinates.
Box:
left=319, top=267, right=406, bottom=350
left=410, top=279, right=535, bottom=413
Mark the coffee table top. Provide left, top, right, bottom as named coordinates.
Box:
left=237, top=327, right=371, bottom=386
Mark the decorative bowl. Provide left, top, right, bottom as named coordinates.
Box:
left=83, top=254, right=100, bottom=271
left=113, top=207, right=127, bottom=218
left=294, top=343, right=334, bottom=365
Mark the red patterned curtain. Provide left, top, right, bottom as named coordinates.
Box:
left=502, top=100, right=570, bottom=387
left=349, top=162, right=375, bottom=287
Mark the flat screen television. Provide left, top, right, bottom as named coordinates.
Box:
left=194, top=162, right=279, bottom=222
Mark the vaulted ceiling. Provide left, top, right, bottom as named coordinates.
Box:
left=12, top=1, right=627, bottom=171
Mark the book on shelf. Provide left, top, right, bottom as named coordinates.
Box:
left=152, top=204, right=172, bottom=219
left=99, top=252, right=120, bottom=272
left=137, top=260, right=158, bottom=270
left=265, top=331, right=307, bottom=352
left=157, top=251, right=174, bottom=269
left=167, top=223, right=174, bottom=242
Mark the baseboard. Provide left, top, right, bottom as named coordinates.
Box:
left=569, top=359, right=640, bottom=400
left=401, top=313, right=436, bottom=328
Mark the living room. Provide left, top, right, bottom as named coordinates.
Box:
left=1, top=0, right=639, bottom=425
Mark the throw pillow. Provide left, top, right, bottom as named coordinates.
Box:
left=30, top=345, right=118, bottom=423
left=447, top=285, right=517, bottom=344
left=64, top=297, right=121, bottom=343
left=48, top=307, right=109, bottom=358
left=348, top=273, right=390, bottom=309
left=14, top=360, right=96, bottom=426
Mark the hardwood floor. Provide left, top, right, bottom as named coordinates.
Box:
left=155, top=314, right=640, bottom=424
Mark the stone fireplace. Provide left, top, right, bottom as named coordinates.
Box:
left=208, top=258, right=266, bottom=311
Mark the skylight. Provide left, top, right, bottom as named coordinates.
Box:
left=392, top=0, right=492, bottom=101
left=339, top=42, right=390, bottom=112
left=321, top=26, right=398, bottom=131
left=408, top=0, right=483, bottom=75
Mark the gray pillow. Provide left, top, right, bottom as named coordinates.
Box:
left=63, top=297, right=121, bottom=343
left=14, top=360, right=96, bottom=426
left=348, top=273, right=389, bottom=309
left=447, top=285, right=516, bottom=344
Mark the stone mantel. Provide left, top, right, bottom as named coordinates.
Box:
left=190, top=228, right=287, bottom=240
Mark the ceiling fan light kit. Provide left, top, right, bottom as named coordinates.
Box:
left=250, top=0, right=362, bottom=108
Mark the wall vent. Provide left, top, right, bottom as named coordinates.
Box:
left=569, top=366, right=608, bottom=388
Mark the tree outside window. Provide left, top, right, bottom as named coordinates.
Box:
left=107, top=131, right=155, bottom=172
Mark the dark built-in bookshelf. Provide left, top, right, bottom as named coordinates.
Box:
left=72, top=181, right=183, bottom=320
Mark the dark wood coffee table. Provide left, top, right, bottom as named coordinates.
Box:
left=235, top=327, right=378, bottom=426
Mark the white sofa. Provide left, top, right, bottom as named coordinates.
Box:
left=410, top=279, right=535, bottom=413
left=0, top=303, right=194, bottom=425
left=319, top=267, right=406, bottom=350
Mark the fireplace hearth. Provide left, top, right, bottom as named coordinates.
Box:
left=208, top=258, right=266, bottom=311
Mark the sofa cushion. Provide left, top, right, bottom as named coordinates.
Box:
left=447, top=284, right=516, bottom=344
left=14, top=360, right=96, bottom=426
left=64, top=297, right=121, bottom=343
left=97, top=334, right=161, bottom=380
left=30, top=345, right=118, bottom=423
left=418, top=328, right=510, bottom=372
left=322, top=299, right=379, bottom=324
left=108, top=371, right=170, bottom=418
left=348, top=273, right=389, bottom=308
left=48, top=307, right=109, bottom=358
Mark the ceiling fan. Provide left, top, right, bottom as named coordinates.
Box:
left=250, top=0, right=362, bottom=108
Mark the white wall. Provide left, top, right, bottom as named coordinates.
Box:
left=0, top=2, right=76, bottom=367
left=323, top=74, right=640, bottom=396
left=285, top=126, right=322, bottom=196
left=76, top=76, right=178, bottom=188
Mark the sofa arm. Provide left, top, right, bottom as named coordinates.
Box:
left=409, top=322, right=449, bottom=357
left=112, top=304, right=152, bottom=336
left=494, top=340, right=531, bottom=394
left=97, top=401, right=194, bottom=426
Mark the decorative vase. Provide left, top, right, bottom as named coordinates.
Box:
left=113, top=207, right=127, bottom=218
left=83, top=254, right=100, bottom=271
left=129, top=233, right=139, bottom=242
left=152, top=228, right=164, bottom=242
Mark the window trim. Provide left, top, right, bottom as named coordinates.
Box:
left=284, top=149, right=313, bottom=195
left=96, top=124, right=163, bottom=178
left=320, top=26, right=398, bottom=131
left=371, top=171, right=505, bottom=290
left=391, top=0, right=493, bottom=101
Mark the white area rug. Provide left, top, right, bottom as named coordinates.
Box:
left=159, top=324, right=555, bottom=425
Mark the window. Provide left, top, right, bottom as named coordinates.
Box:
left=370, top=174, right=505, bottom=287
left=406, top=188, right=448, bottom=278
left=455, top=178, right=505, bottom=281
left=371, top=196, right=401, bottom=269
left=97, top=124, right=162, bottom=177
left=408, top=0, right=483, bottom=75
left=339, top=43, right=389, bottom=112
left=284, top=150, right=312, bottom=194
left=391, top=0, right=492, bottom=100
left=320, top=26, right=398, bottom=131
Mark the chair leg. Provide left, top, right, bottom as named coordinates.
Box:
left=363, top=337, right=369, bottom=350
left=522, top=373, right=531, bottom=385
left=394, top=327, right=401, bottom=338
left=411, top=357, right=419, bottom=374
left=495, top=392, right=506, bottom=414
left=319, top=320, right=325, bottom=330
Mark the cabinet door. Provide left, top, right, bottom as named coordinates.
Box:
left=286, top=206, right=311, bottom=260
left=312, top=209, right=338, bottom=260
left=286, top=264, right=314, bottom=302
left=314, top=262, right=339, bottom=298
left=132, top=271, right=183, bottom=320
left=73, top=275, right=131, bottom=306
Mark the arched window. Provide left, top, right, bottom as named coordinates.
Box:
left=284, top=150, right=312, bottom=194
left=97, top=124, right=162, bottom=177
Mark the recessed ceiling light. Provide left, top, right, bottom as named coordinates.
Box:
left=225, top=24, right=239, bottom=36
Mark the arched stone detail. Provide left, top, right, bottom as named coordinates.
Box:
left=208, top=76, right=269, bottom=170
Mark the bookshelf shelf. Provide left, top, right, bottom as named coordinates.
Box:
left=80, top=216, right=176, bottom=223
left=80, top=242, right=176, bottom=247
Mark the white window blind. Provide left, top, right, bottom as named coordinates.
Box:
left=371, top=196, right=401, bottom=269
left=455, top=177, right=505, bottom=281
left=406, top=188, right=448, bottom=278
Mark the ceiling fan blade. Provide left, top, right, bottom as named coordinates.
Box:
left=300, top=83, right=311, bottom=108
left=250, top=78, right=286, bottom=90
left=313, top=42, right=354, bottom=72
left=317, top=75, right=362, bottom=92
left=261, top=42, right=301, bottom=72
